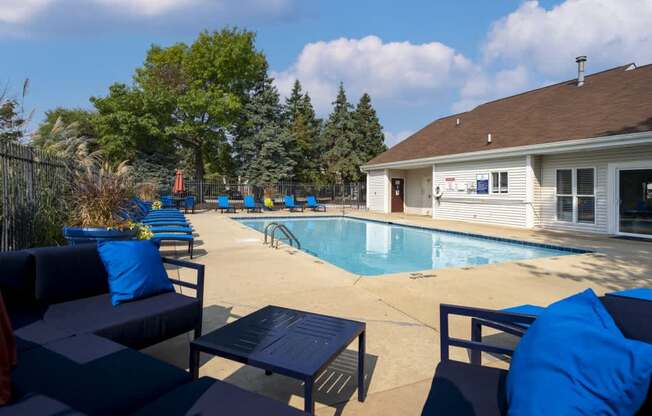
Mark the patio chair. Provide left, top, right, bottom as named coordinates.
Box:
left=184, top=195, right=196, bottom=214
left=284, top=195, right=304, bottom=212
left=216, top=195, right=237, bottom=213
left=423, top=296, right=652, bottom=415
left=264, top=197, right=275, bottom=211
left=243, top=195, right=263, bottom=213
left=306, top=195, right=326, bottom=212
left=161, top=195, right=174, bottom=208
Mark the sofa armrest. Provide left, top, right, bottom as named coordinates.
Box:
left=440, top=303, right=537, bottom=364
left=162, top=257, right=205, bottom=308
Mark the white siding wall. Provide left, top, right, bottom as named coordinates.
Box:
left=433, top=157, right=528, bottom=228
left=405, top=167, right=432, bottom=215
left=367, top=169, right=388, bottom=212
left=538, top=145, right=652, bottom=234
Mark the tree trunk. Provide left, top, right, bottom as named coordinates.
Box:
left=194, top=145, right=204, bottom=204
left=194, top=145, right=204, bottom=182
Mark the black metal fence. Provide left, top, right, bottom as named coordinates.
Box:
left=0, top=142, right=72, bottom=251
left=169, top=180, right=367, bottom=210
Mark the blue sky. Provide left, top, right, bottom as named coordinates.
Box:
left=2, top=0, right=651, bottom=146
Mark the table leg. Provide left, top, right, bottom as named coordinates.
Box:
left=471, top=318, right=482, bottom=365
left=358, top=330, right=366, bottom=402
left=304, top=378, right=315, bottom=415
left=189, top=347, right=200, bottom=380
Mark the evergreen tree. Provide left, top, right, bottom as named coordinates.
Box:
left=284, top=80, right=322, bottom=183
left=237, top=77, right=295, bottom=186
left=353, top=93, right=387, bottom=163
left=321, top=82, right=362, bottom=183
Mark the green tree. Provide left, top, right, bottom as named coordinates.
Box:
left=35, top=108, right=96, bottom=141
left=353, top=93, right=387, bottom=163
left=91, top=83, right=173, bottom=163
left=284, top=80, right=322, bottom=183
left=134, top=28, right=267, bottom=181
left=237, top=76, right=295, bottom=186
left=0, top=81, right=30, bottom=143
left=321, top=82, right=362, bottom=183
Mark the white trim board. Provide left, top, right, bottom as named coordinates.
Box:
left=362, top=131, right=652, bottom=171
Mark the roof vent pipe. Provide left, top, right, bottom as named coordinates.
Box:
left=456, top=118, right=461, bottom=126
left=576, top=56, right=587, bottom=87
left=487, top=133, right=492, bottom=144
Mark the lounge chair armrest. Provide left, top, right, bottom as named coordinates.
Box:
left=440, top=303, right=537, bottom=363
left=162, top=257, right=205, bottom=306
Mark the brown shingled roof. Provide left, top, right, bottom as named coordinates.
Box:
left=367, top=63, right=652, bottom=166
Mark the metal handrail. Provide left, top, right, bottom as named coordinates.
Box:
left=270, top=224, right=301, bottom=249
left=263, top=222, right=279, bottom=245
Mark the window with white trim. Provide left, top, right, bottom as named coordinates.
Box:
left=556, top=168, right=595, bottom=224
left=491, top=171, right=508, bottom=194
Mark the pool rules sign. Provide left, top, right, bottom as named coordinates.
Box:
left=476, top=174, right=489, bottom=194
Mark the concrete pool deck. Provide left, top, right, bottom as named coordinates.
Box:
left=146, top=208, right=652, bottom=415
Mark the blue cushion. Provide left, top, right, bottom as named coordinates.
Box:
left=610, top=288, right=652, bottom=302
left=132, top=377, right=306, bottom=416
left=97, top=240, right=173, bottom=306
left=42, top=292, right=199, bottom=349
left=28, top=244, right=109, bottom=304
left=507, top=289, right=652, bottom=415
left=11, top=334, right=190, bottom=415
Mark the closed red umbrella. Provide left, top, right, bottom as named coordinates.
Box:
left=172, top=170, right=185, bottom=194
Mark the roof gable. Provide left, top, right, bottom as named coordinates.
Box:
left=368, top=64, right=652, bottom=166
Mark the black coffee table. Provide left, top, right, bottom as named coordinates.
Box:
left=189, top=305, right=366, bottom=414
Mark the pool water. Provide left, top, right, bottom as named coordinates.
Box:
left=237, top=217, right=582, bottom=276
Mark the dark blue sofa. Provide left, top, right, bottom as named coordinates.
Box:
left=1, top=244, right=306, bottom=416
left=421, top=295, right=652, bottom=416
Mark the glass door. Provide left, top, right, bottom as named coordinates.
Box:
left=619, top=169, right=652, bottom=237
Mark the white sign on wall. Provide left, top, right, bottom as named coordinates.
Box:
left=444, top=177, right=456, bottom=191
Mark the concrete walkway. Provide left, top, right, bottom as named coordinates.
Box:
left=146, top=209, right=652, bottom=415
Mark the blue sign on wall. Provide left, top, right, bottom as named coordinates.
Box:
left=476, top=174, right=489, bottom=194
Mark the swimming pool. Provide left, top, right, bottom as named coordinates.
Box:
left=237, top=217, right=586, bottom=276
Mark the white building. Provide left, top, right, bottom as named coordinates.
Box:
left=362, top=59, right=652, bottom=238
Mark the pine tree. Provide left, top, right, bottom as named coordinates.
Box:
left=237, top=77, right=295, bottom=187
left=321, top=82, right=362, bottom=183
left=353, top=93, right=387, bottom=163
left=284, top=80, right=323, bottom=183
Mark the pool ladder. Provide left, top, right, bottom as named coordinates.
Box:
left=263, top=223, right=301, bottom=249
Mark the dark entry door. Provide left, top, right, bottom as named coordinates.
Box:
left=619, top=169, right=652, bottom=236
left=391, top=178, right=404, bottom=213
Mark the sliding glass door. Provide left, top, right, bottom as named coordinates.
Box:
left=619, top=169, right=652, bottom=237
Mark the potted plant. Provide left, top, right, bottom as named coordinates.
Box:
left=63, top=157, right=151, bottom=244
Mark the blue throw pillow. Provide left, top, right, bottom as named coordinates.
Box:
left=97, top=240, right=174, bottom=306
left=507, top=289, right=652, bottom=416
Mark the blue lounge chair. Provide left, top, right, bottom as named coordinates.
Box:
left=306, top=195, right=326, bottom=212
left=243, top=195, right=263, bottom=213
left=151, top=233, right=195, bottom=259
left=216, top=195, right=236, bottom=213
left=149, top=226, right=193, bottom=234
left=284, top=195, right=304, bottom=212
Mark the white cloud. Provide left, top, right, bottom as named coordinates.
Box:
left=0, top=0, right=303, bottom=36
left=384, top=130, right=414, bottom=148
left=0, top=0, right=51, bottom=24
left=452, top=65, right=530, bottom=113
left=92, top=0, right=197, bottom=17
left=484, top=0, right=652, bottom=76
left=272, top=35, right=473, bottom=114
